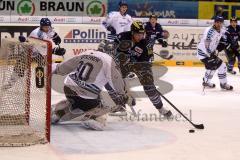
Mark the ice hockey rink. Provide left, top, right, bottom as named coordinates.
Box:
left=1, top=66, right=240, bottom=160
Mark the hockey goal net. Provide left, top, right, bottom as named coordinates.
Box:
left=0, top=37, right=52, bottom=146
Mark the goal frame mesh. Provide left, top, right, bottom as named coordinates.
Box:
left=0, top=37, right=52, bottom=146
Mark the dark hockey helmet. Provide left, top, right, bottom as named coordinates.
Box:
left=131, top=20, right=145, bottom=34
left=230, top=17, right=238, bottom=22
left=119, top=0, right=128, bottom=7
left=149, top=14, right=158, bottom=20
left=214, top=16, right=224, bottom=23
left=40, top=18, right=51, bottom=27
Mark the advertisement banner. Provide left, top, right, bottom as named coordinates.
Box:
left=154, top=26, right=203, bottom=62
left=198, top=2, right=240, bottom=19
left=55, top=24, right=107, bottom=60
left=0, top=24, right=228, bottom=66
left=0, top=0, right=107, bottom=17
left=154, top=26, right=227, bottom=64
left=108, top=0, right=198, bottom=19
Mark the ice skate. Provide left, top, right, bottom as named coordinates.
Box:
left=202, top=78, right=216, bottom=88
left=158, top=107, right=173, bottom=120
left=227, top=69, right=236, bottom=75
left=220, top=83, right=233, bottom=91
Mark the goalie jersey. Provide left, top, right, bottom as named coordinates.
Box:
left=197, top=26, right=225, bottom=60
left=52, top=50, right=126, bottom=99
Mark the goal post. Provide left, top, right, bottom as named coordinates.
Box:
left=0, top=37, right=52, bottom=146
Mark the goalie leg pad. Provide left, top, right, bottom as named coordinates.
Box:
left=56, top=86, right=115, bottom=122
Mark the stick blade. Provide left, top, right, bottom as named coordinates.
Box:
left=194, top=124, right=204, bottom=129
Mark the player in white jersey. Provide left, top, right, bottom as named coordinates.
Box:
left=51, top=47, right=131, bottom=130
left=197, top=16, right=233, bottom=90
left=2, top=18, right=65, bottom=90
left=28, top=18, right=65, bottom=56
left=102, top=0, right=132, bottom=40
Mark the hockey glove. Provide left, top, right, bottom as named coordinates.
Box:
left=216, top=42, right=226, bottom=52
left=19, top=35, right=26, bottom=42
left=106, top=25, right=116, bottom=35
left=52, top=47, right=66, bottom=56
left=162, top=41, right=168, bottom=47
left=157, top=39, right=168, bottom=47
left=52, top=33, right=61, bottom=45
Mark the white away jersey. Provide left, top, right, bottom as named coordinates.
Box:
left=102, top=11, right=132, bottom=34
left=53, top=50, right=125, bottom=99
left=29, top=27, right=56, bottom=41
left=197, top=26, right=225, bottom=60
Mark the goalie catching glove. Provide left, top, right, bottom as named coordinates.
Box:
left=52, top=47, right=66, bottom=56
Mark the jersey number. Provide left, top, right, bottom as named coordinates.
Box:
left=76, top=61, right=93, bottom=81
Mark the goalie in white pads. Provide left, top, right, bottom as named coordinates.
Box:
left=51, top=47, right=129, bottom=130
left=197, top=16, right=233, bottom=90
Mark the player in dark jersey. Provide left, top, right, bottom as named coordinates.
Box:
left=224, top=17, right=240, bottom=74
left=144, top=14, right=169, bottom=61
left=114, top=20, right=173, bottom=118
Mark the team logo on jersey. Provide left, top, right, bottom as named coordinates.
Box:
left=134, top=46, right=143, bottom=54
left=64, top=29, right=106, bottom=43
left=35, top=66, right=44, bottom=88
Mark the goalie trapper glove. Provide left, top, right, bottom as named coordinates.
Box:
left=52, top=33, right=61, bottom=45
left=107, top=25, right=116, bottom=35
left=52, top=47, right=66, bottom=56
left=19, top=35, right=26, bottom=42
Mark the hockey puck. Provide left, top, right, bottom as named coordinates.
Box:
left=189, top=129, right=195, bottom=133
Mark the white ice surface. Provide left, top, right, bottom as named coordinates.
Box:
left=1, top=67, right=240, bottom=160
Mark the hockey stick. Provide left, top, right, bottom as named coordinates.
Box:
left=153, top=51, right=173, bottom=60
left=159, top=92, right=204, bottom=129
